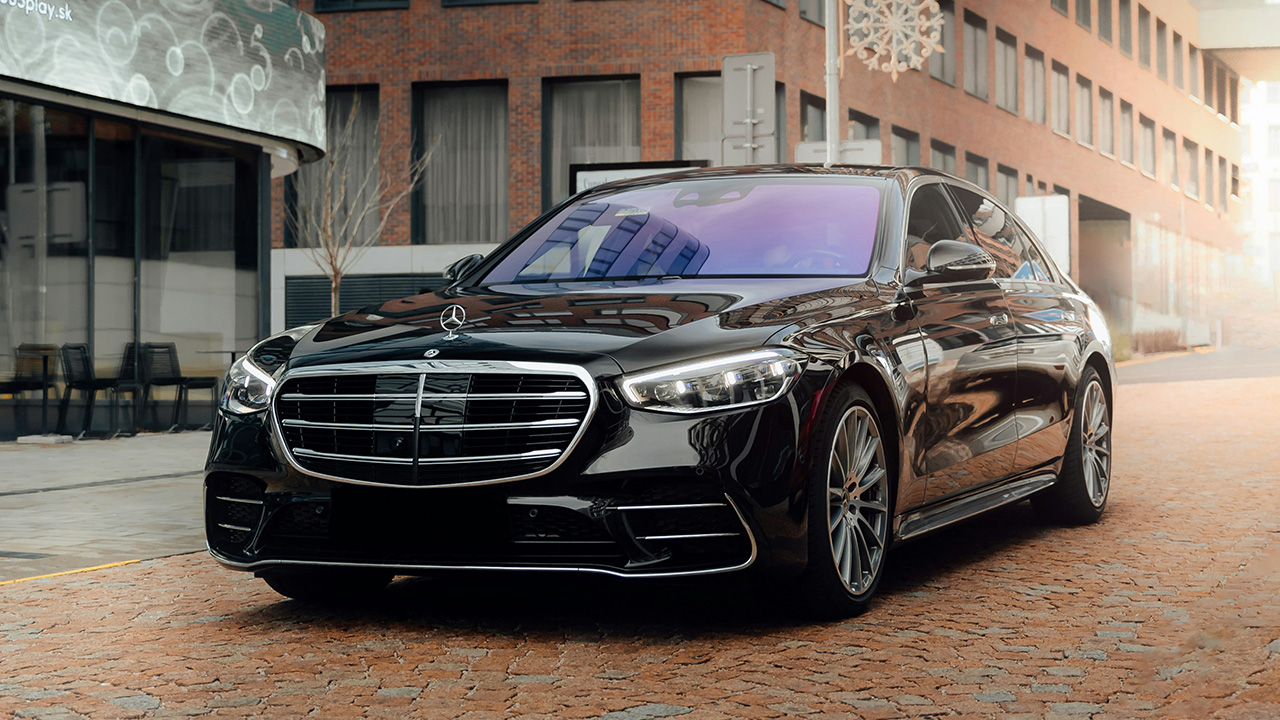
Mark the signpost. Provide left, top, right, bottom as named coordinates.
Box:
left=721, top=52, right=776, bottom=166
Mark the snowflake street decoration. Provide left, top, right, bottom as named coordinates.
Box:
left=844, top=0, right=946, bottom=82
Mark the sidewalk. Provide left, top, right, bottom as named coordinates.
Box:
left=0, top=432, right=211, bottom=582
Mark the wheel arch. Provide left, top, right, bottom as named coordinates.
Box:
left=829, top=361, right=903, bottom=512
left=1084, top=351, right=1114, bottom=409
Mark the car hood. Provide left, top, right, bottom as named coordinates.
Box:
left=286, top=278, right=885, bottom=375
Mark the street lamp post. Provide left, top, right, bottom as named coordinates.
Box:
left=825, top=0, right=841, bottom=167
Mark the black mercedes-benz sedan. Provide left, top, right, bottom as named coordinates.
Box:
left=206, top=166, right=1114, bottom=616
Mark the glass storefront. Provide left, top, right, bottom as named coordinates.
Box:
left=0, top=93, right=264, bottom=438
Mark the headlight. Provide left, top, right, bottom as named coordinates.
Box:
left=219, top=325, right=316, bottom=415
left=618, top=349, right=805, bottom=414
left=220, top=355, right=276, bottom=415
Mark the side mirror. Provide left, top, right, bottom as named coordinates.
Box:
left=443, top=254, right=484, bottom=283
left=908, top=240, right=996, bottom=286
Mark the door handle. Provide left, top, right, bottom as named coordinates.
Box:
left=988, top=313, right=1010, bottom=326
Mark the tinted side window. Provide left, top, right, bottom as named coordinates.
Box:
left=1018, top=233, right=1056, bottom=282
left=904, top=184, right=967, bottom=272
left=948, top=186, right=1049, bottom=281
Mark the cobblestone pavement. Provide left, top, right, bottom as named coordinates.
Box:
left=1, top=377, right=1278, bottom=719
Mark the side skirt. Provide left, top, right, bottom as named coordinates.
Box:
left=894, top=473, right=1057, bottom=542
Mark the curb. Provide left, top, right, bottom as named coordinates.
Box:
left=1116, top=346, right=1216, bottom=368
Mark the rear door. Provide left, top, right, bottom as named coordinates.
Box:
left=902, top=181, right=1020, bottom=506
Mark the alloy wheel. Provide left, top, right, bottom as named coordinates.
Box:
left=1081, top=379, right=1111, bottom=507
left=826, top=406, right=890, bottom=596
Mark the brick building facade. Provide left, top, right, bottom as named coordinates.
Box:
left=275, top=0, right=1258, bottom=344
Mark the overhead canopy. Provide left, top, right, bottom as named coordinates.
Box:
left=0, top=0, right=327, bottom=164
left=1194, top=0, right=1280, bottom=81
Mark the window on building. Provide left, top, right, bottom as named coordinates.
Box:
left=799, top=0, right=824, bottom=25
left=1077, top=75, right=1093, bottom=145
left=546, top=78, right=640, bottom=207
left=1173, top=33, right=1184, bottom=89
left=1218, top=156, right=1227, bottom=210
left=678, top=75, right=723, bottom=166
left=1139, top=115, right=1156, bottom=176
left=1217, top=66, right=1228, bottom=118
left=929, top=0, right=957, bottom=85
left=848, top=109, right=880, bottom=140
left=316, top=0, right=407, bottom=10
left=997, top=165, right=1018, bottom=207
left=1051, top=0, right=1067, bottom=15
left=1232, top=164, right=1240, bottom=198
left=1184, top=139, right=1199, bottom=198
left=1203, top=56, right=1215, bottom=112
left=1098, top=0, right=1112, bottom=43
left=294, top=86, right=380, bottom=248
left=1052, top=61, right=1070, bottom=135
left=1026, top=176, right=1036, bottom=196
left=1230, top=79, right=1239, bottom=124
left=996, top=29, right=1018, bottom=113
left=776, top=83, right=787, bottom=162
left=1204, top=148, right=1214, bottom=205
left=1137, top=5, right=1151, bottom=68
left=1163, top=129, right=1177, bottom=188
left=1269, top=83, right=1280, bottom=104
left=1270, top=179, right=1280, bottom=210
left=1039, top=180, right=1049, bottom=194
left=1119, top=100, right=1134, bottom=164
left=965, top=152, right=989, bottom=189
left=1269, top=126, right=1280, bottom=155
left=963, top=11, right=989, bottom=100
left=1077, top=0, right=1091, bottom=29
left=416, top=83, right=509, bottom=245
left=1156, top=19, right=1167, bottom=81
left=892, top=127, right=921, bottom=165
left=930, top=140, right=957, bottom=174
left=1025, top=46, right=1046, bottom=123
left=1118, top=0, right=1132, bottom=55
left=801, top=92, right=826, bottom=142
left=1099, top=88, right=1115, bottom=155
left=1189, top=45, right=1201, bottom=99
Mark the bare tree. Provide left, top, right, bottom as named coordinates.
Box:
left=287, top=95, right=436, bottom=316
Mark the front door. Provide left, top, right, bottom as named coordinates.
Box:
left=902, top=182, right=1021, bottom=505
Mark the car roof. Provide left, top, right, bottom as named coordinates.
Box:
left=582, top=164, right=956, bottom=196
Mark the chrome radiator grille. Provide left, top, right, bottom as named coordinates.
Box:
left=273, top=362, right=593, bottom=487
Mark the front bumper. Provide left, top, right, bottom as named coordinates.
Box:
left=204, top=368, right=830, bottom=579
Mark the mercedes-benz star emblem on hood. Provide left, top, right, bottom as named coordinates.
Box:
left=440, top=304, right=466, bottom=340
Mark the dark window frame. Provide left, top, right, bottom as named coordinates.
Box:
left=442, top=0, right=537, bottom=7
left=313, top=0, right=409, bottom=11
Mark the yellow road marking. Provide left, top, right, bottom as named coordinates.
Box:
left=0, top=559, right=140, bottom=586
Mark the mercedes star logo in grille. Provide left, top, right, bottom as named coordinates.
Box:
left=440, top=304, right=466, bottom=340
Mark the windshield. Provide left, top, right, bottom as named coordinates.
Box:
left=481, top=177, right=883, bottom=283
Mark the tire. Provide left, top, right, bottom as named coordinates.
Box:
left=259, top=567, right=394, bottom=605
left=796, top=383, right=894, bottom=617
left=1033, top=366, right=1112, bottom=525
